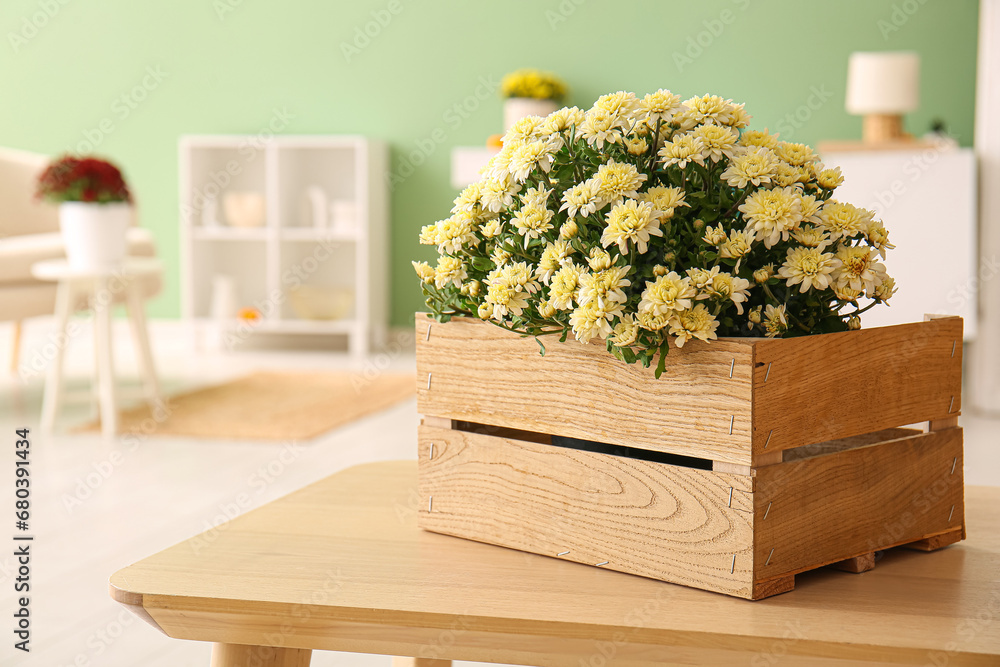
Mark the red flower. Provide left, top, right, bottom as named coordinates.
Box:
left=36, top=154, right=131, bottom=204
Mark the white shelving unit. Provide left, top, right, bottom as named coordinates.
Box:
left=179, top=135, right=389, bottom=356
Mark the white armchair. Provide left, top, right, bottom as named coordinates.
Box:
left=0, top=146, right=162, bottom=373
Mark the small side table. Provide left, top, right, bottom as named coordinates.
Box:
left=32, top=258, right=163, bottom=437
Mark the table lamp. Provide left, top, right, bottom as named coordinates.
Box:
left=846, top=51, right=920, bottom=143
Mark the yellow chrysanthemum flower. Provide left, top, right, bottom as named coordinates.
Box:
left=832, top=245, right=884, bottom=292
left=601, top=200, right=663, bottom=254
left=548, top=263, right=584, bottom=311
left=559, top=219, right=579, bottom=239
left=778, top=246, right=841, bottom=293
left=419, top=223, right=438, bottom=246
left=542, top=106, right=585, bottom=133
left=815, top=165, right=845, bottom=190
left=637, top=310, right=671, bottom=331
left=641, top=186, right=688, bottom=220
left=508, top=139, right=557, bottom=183
left=587, top=247, right=613, bottom=271
left=434, top=256, right=467, bottom=289
left=739, top=186, right=803, bottom=248
left=611, top=314, right=640, bottom=346
left=819, top=200, right=872, bottom=241
left=658, top=133, right=706, bottom=169
left=776, top=141, right=818, bottom=166
left=411, top=261, right=434, bottom=283
left=719, top=229, right=755, bottom=260
left=595, top=161, right=647, bottom=206
left=791, top=225, right=831, bottom=249
left=686, top=266, right=720, bottom=290
left=593, top=90, right=640, bottom=119
left=702, top=225, right=728, bottom=246
left=625, top=135, right=649, bottom=156
left=511, top=203, right=554, bottom=242
left=579, top=107, right=623, bottom=149
left=451, top=182, right=483, bottom=214
left=763, top=304, right=787, bottom=338
left=721, top=147, right=779, bottom=188
left=639, top=272, right=696, bottom=315
left=739, top=129, right=779, bottom=150
left=683, top=94, right=735, bottom=125
left=559, top=179, right=603, bottom=219
left=435, top=212, right=477, bottom=254
left=668, top=304, right=720, bottom=348
left=503, top=115, right=546, bottom=147
left=535, top=240, right=573, bottom=284
left=639, top=89, right=682, bottom=124
left=569, top=300, right=621, bottom=343
left=578, top=265, right=631, bottom=309
left=693, top=124, right=739, bottom=162
left=705, top=273, right=752, bottom=314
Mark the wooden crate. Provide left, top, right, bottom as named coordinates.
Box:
left=414, top=313, right=966, bottom=599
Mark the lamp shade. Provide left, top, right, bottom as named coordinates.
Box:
left=846, top=51, right=920, bottom=115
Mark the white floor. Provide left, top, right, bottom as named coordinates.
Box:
left=0, top=318, right=998, bottom=667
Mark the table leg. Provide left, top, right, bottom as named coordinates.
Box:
left=93, top=277, right=118, bottom=437
left=392, top=658, right=452, bottom=667
left=125, top=282, right=161, bottom=405
left=210, top=643, right=311, bottom=666
left=40, top=283, right=74, bottom=432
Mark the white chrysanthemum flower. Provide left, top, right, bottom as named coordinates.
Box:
left=683, top=94, right=736, bottom=125
left=721, top=147, right=779, bottom=188
left=508, top=139, right=558, bottom=183
left=579, top=107, right=623, bottom=148
left=411, top=260, right=434, bottom=283
left=559, top=219, right=578, bottom=239
left=776, top=141, right=818, bottom=166
left=542, top=106, right=585, bottom=134
left=570, top=300, right=622, bottom=343
left=798, top=194, right=824, bottom=224
left=601, top=200, right=662, bottom=254
left=535, top=240, right=573, bottom=284
left=611, top=313, right=640, bottom=346
left=778, top=246, right=841, bottom=293
left=484, top=144, right=514, bottom=181
left=874, top=274, right=897, bottom=301
left=451, top=182, right=483, bottom=214
left=709, top=273, right=752, bottom=314
left=595, top=160, right=647, bottom=206
left=686, top=266, right=721, bottom=290
left=594, top=90, right=641, bottom=120
left=434, top=256, right=467, bottom=289
left=520, top=185, right=553, bottom=208
left=511, top=203, right=554, bottom=243
left=726, top=103, right=751, bottom=128
left=435, top=212, right=477, bottom=254
left=641, top=186, right=688, bottom=220
left=719, top=229, right=755, bottom=260
left=702, top=225, right=728, bottom=246
left=739, top=129, right=779, bottom=150
left=503, top=115, right=546, bottom=147
left=418, top=223, right=438, bottom=246
left=479, top=218, right=502, bottom=238
left=819, top=200, right=872, bottom=241
left=833, top=245, right=885, bottom=293
left=639, top=89, right=682, bottom=125
left=559, top=179, right=604, bottom=219
left=834, top=284, right=863, bottom=302
left=790, top=225, right=831, bottom=249
left=624, top=135, right=649, bottom=156
left=772, top=162, right=804, bottom=189
left=548, top=263, right=585, bottom=310
left=639, top=271, right=696, bottom=315
left=480, top=174, right=521, bottom=213
left=693, top=124, right=739, bottom=162
left=587, top=247, right=613, bottom=271
left=815, top=165, right=845, bottom=190
left=763, top=304, right=787, bottom=337
left=489, top=246, right=511, bottom=267
left=637, top=310, right=671, bottom=331
left=578, top=265, right=631, bottom=310
left=668, top=304, right=720, bottom=348
left=739, top=186, right=804, bottom=248
left=658, top=133, right=706, bottom=169
left=866, top=219, right=896, bottom=259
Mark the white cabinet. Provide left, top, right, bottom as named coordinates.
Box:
left=821, top=146, right=978, bottom=338
left=179, top=135, right=389, bottom=356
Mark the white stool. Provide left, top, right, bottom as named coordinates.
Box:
left=31, top=258, right=163, bottom=438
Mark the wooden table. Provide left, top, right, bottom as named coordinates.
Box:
left=110, top=461, right=1000, bottom=666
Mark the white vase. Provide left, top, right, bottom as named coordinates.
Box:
left=59, top=201, right=131, bottom=270
left=503, top=98, right=559, bottom=132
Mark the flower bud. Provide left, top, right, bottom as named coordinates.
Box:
left=848, top=316, right=861, bottom=330
left=748, top=306, right=762, bottom=324
left=653, top=265, right=669, bottom=277
left=559, top=219, right=579, bottom=239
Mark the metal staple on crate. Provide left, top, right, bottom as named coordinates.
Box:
left=764, top=362, right=772, bottom=382
left=764, top=429, right=773, bottom=449
left=595, top=561, right=609, bottom=567
left=949, top=395, right=955, bottom=413
left=729, top=358, right=735, bottom=378
left=949, top=504, right=955, bottom=523
left=765, top=548, right=774, bottom=566
left=763, top=501, right=772, bottom=520
left=557, top=550, right=570, bottom=557
left=951, top=457, right=957, bottom=475
left=728, top=487, right=733, bottom=508
left=729, top=415, right=734, bottom=435
left=428, top=496, right=433, bottom=512
left=429, top=442, right=435, bottom=460
left=951, top=340, right=957, bottom=357
left=426, top=324, right=432, bottom=341
left=426, top=373, right=432, bottom=390
left=731, top=554, right=736, bottom=574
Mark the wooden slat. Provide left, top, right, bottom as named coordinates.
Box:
left=752, top=317, right=963, bottom=456
left=416, top=314, right=755, bottom=466
left=417, top=424, right=756, bottom=598
left=210, top=644, right=312, bottom=667
left=754, top=428, right=964, bottom=580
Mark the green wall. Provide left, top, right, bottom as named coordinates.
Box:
left=0, top=0, right=979, bottom=326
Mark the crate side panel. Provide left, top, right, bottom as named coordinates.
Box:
left=752, top=318, right=962, bottom=454
left=416, top=315, right=754, bottom=466
left=753, top=428, right=964, bottom=579
left=417, top=424, right=756, bottom=598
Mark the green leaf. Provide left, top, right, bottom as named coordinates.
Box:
left=536, top=337, right=546, bottom=356
left=654, top=341, right=669, bottom=379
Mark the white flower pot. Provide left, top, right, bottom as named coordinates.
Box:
left=503, top=98, right=559, bottom=132
left=59, top=201, right=131, bottom=270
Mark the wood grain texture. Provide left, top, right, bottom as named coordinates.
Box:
left=415, top=314, right=755, bottom=466
left=417, top=424, right=756, bottom=597
left=830, top=553, right=876, bottom=573
left=906, top=527, right=965, bottom=552
left=392, top=658, right=451, bottom=667
left=210, top=643, right=311, bottom=666
left=109, top=462, right=1000, bottom=665
left=754, top=428, right=965, bottom=580
left=752, top=317, right=963, bottom=456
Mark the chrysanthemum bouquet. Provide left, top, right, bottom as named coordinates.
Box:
left=414, top=89, right=896, bottom=376
left=500, top=68, right=567, bottom=101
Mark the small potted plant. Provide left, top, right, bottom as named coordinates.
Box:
left=36, top=155, right=133, bottom=269
left=500, top=68, right=567, bottom=132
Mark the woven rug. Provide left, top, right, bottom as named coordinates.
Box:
left=77, top=371, right=415, bottom=440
